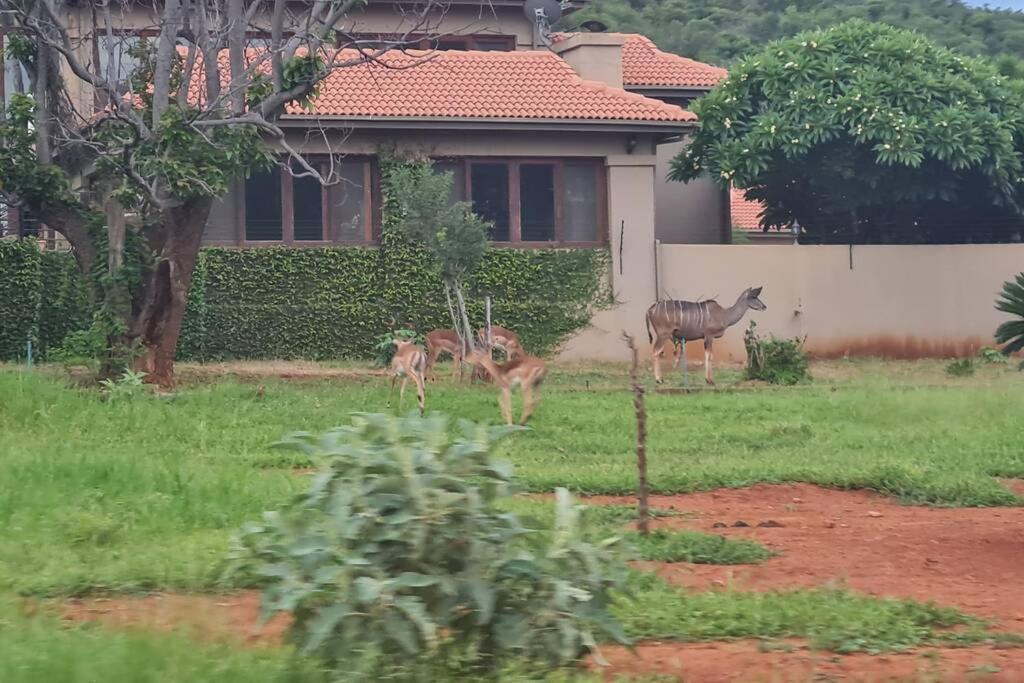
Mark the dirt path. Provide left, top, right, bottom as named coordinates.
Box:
left=599, top=641, right=1023, bottom=682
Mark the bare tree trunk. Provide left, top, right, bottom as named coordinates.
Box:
left=133, top=198, right=212, bottom=388
left=451, top=278, right=476, bottom=354
left=623, top=331, right=650, bottom=535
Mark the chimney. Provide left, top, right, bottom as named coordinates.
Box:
left=551, top=33, right=625, bottom=89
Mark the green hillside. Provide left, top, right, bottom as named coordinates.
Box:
left=574, top=0, right=1024, bottom=75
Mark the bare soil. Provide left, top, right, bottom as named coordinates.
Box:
left=588, top=484, right=1024, bottom=629
left=59, top=484, right=1024, bottom=681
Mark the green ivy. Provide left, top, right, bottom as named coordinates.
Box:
left=175, top=245, right=608, bottom=361
left=37, top=251, right=91, bottom=358
left=0, top=240, right=42, bottom=361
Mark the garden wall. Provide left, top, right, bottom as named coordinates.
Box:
left=634, top=244, right=1024, bottom=361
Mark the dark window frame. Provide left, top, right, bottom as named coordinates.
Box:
left=437, top=157, right=607, bottom=247
left=203, top=155, right=378, bottom=247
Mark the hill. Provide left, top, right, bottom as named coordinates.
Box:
left=573, top=0, right=1024, bottom=74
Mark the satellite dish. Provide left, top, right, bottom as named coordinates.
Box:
left=523, top=0, right=564, bottom=48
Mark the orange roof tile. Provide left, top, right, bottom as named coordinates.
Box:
left=731, top=187, right=766, bottom=231
left=552, top=33, right=727, bottom=89
left=188, top=48, right=693, bottom=123
left=621, top=34, right=727, bottom=89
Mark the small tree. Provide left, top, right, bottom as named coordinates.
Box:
left=387, top=160, right=489, bottom=352
left=995, top=272, right=1024, bottom=360
left=228, top=413, right=629, bottom=680
left=672, top=20, right=1024, bottom=244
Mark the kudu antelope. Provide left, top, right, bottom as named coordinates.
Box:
left=424, top=329, right=464, bottom=383
left=387, top=338, right=427, bottom=415
left=646, top=287, right=766, bottom=385
left=464, top=349, right=547, bottom=425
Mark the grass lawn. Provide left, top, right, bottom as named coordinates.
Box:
left=1, top=359, right=1022, bottom=676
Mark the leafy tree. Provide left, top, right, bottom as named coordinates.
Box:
left=995, top=272, right=1024, bottom=358
left=229, top=413, right=629, bottom=680
left=386, top=159, right=490, bottom=352
left=0, top=1, right=440, bottom=386
left=670, top=20, right=1024, bottom=243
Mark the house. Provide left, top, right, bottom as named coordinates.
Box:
left=730, top=188, right=792, bottom=244
left=3, top=0, right=737, bottom=353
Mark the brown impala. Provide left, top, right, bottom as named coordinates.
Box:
left=424, top=329, right=464, bottom=383
left=387, top=337, right=427, bottom=415
left=646, top=286, right=766, bottom=385
left=464, top=348, right=547, bottom=425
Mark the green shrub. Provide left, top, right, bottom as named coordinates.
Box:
left=37, top=250, right=90, bottom=357
left=978, top=346, right=1009, bottom=364
left=743, top=321, right=810, bottom=385
left=228, top=414, right=629, bottom=680
left=945, top=358, right=976, bottom=377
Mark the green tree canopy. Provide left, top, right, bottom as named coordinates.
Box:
left=671, top=20, right=1024, bottom=243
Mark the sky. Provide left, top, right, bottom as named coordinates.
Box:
left=963, top=0, right=1024, bottom=9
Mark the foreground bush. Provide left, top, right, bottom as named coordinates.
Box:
left=743, top=321, right=810, bottom=385
left=228, top=413, right=629, bottom=680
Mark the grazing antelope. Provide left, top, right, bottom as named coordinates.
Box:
left=387, top=338, right=427, bottom=415
left=424, top=329, right=464, bottom=383
left=646, top=286, right=766, bottom=385
left=476, top=325, right=524, bottom=359
left=464, top=348, right=547, bottom=425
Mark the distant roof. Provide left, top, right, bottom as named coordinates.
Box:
left=731, top=187, right=765, bottom=231
left=552, top=33, right=727, bottom=90
left=187, top=48, right=694, bottom=125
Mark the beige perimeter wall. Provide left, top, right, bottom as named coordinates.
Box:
left=561, top=244, right=1024, bottom=362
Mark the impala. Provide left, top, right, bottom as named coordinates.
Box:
left=464, top=348, right=547, bottom=425
left=476, top=325, right=524, bottom=359
left=387, top=337, right=427, bottom=415
left=424, top=329, right=464, bottom=382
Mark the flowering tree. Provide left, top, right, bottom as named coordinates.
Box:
left=671, top=20, right=1024, bottom=244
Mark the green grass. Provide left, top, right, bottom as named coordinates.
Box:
left=1, top=364, right=1022, bottom=595
left=615, top=573, right=1005, bottom=654
left=505, top=499, right=774, bottom=564
left=0, top=600, right=317, bottom=683
left=1, top=362, right=1022, bottom=673
left=624, top=530, right=774, bottom=564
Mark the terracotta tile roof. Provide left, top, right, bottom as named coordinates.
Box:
left=731, top=187, right=766, bottom=231
left=621, top=35, right=727, bottom=89
left=188, top=48, right=693, bottom=123
left=552, top=33, right=727, bottom=89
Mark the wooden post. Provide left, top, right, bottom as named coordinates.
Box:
left=485, top=296, right=492, bottom=347
left=622, top=331, right=649, bottom=535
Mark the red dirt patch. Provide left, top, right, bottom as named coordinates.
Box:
left=62, top=592, right=288, bottom=647
left=583, top=484, right=1024, bottom=628
left=598, top=641, right=1024, bottom=682
left=1001, top=479, right=1024, bottom=498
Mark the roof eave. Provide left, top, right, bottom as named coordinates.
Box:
left=626, top=85, right=715, bottom=99
left=277, top=115, right=695, bottom=134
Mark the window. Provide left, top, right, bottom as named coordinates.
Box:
left=442, top=158, right=605, bottom=245
left=97, top=35, right=147, bottom=92
left=292, top=173, right=324, bottom=241
left=471, top=163, right=511, bottom=241
left=203, top=158, right=375, bottom=245
left=519, top=164, right=556, bottom=241
left=245, top=167, right=283, bottom=241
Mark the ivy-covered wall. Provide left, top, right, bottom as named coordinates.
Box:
left=177, top=245, right=610, bottom=361
left=6, top=242, right=608, bottom=362
left=0, top=240, right=42, bottom=361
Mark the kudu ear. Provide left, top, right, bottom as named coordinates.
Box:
left=750, top=286, right=763, bottom=297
